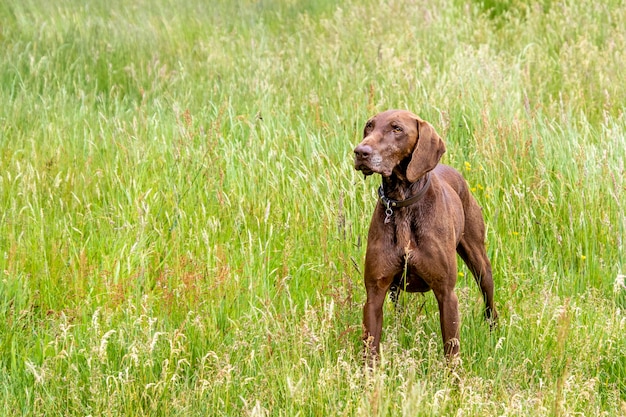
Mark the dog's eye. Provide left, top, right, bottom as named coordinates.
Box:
left=392, top=125, right=403, bottom=133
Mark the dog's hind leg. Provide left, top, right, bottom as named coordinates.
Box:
left=456, top=216, right=497, bottom=326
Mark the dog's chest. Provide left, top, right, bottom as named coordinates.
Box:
left=392, top=208, right=424, bottom=251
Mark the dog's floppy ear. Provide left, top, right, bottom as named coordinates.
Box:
left=406, top=117, right=446, bottom=182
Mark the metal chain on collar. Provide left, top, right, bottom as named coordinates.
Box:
left=383, top=200, right=394, bottom=224
left=377, top=173, right=432, bottom=225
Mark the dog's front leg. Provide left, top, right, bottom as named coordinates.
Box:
left=434, top=288, right=460, bottom=357
left=362, top=280, right=390, bottom=365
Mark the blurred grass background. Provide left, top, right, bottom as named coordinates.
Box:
left=1, top=0, right=625, bottom=415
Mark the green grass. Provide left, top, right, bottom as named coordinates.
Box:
left=1, top=0, right=625, bottom=415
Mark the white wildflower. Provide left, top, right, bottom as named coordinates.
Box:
left=99, top=330, right=116, bottom=359
left=25, top=360, right=45, bottom=384
left=614, top=274, right=626, bottom=293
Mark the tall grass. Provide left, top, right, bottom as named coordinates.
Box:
left=1, top=0, right=625, bottom=415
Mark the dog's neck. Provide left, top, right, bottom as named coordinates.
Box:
left=381, top=172, right=431, bottom=202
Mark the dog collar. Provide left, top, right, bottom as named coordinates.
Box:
left=378, top=173, right=431, bottom=224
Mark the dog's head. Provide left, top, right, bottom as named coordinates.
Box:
left=353, top=110, right=445, bottom=182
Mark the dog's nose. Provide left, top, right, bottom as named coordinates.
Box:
left=354, top=144, right=373, bottom=160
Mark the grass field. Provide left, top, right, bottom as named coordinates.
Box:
left=1, top=0, right=625, bottom=415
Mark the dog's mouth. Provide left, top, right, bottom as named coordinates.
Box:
left=355, top=164, right=374, bottom=178
left=355, top=164, right=396, bottom=179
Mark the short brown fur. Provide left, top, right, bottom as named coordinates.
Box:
left=353, top=110, right=497, bottom=362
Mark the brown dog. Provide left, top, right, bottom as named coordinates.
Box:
left=354, top=110, right=497, bottom=361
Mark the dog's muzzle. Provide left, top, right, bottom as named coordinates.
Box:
left=354, top=144, right=377, bottom=177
